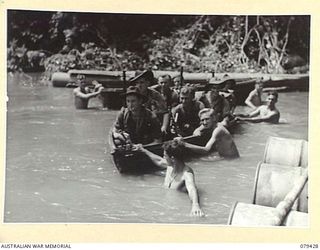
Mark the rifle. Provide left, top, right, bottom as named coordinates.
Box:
left=167, top=66, right=184, bottom=138
left=122, top=70, right=126, bottom=106
left=180, top=66, right=183, bottom=84
left=170, top=111, right=181, bottom=137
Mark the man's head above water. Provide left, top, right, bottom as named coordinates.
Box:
left=198, top=108, right=216, bottom=129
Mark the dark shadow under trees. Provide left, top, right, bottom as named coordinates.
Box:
left=7, top=10, right=310, bottom=74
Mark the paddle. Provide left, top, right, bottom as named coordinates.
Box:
left=271, top=168, right=308, bottom=226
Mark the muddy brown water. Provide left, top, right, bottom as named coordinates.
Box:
left=4, top=73, right=308, bottom=224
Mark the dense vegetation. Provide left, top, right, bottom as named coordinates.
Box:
left=7, top=10, right=310, bottom=75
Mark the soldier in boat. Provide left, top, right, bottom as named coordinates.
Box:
left=179, top=108, right=240, bottom=158
left=151, top=74, right=179, bottom=109
left=73, top=74, right=104, bottom=109
left=136, top=139, right=204, bottom=217
left=236, top=91, right=280, bottom=124
left=112, top=86, right=162, bottom=146
left=198, top=87, right=231, bottom=122
left=151, top=74, right=180, bottom=139
left=194, top=74, right=234, bottom=120
left=172, top=75, right=185, bottom=95
left=131, top=70, right=170, bottom=135
left=171, top=86, right=205, bottom=137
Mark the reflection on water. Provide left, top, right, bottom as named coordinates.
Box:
left=4, top=74, right=308, bottom=223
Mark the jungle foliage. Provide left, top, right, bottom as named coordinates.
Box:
left=7, top=10, right=310, bottom=74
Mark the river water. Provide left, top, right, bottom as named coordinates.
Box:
left=4, top=73, right=308, bottom=224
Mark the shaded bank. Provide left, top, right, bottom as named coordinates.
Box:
left=8, top=11, right=310, bottom=74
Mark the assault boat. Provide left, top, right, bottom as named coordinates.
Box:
left=209, top=73, right=309, bottom=104
left=52, top=69, right=213, bottom=109
left=109, top=132, right=209, bottom=174
left=52, top=69, right=309, bottom=108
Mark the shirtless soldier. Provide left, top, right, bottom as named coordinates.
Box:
left=236, top=91, right=280, bottom=124
left=180, top=108, right=240, bottom=158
